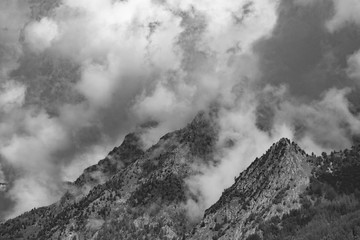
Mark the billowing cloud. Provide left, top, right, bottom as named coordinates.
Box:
left=275, top=88, right=360, bottom=151
left=1, top=0, right=360, bottom=221
left=24, top=17, right=59, bottom=53
left=185, top=93, right=294, bottom=218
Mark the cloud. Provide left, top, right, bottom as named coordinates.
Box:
left=185, top=98, right=294, bottom=217
left=274, top=88, right=360, bottom=152
left=293, top=0, right=316, bottom=6
left=1, top=0, right=281, bottom=219
left=326, top=0, right=360, bottom=32
left=347, top=50, right=360, bottom=83
left=182, top=0, right=360, bottom=216
left=0, top=108, right=69, bottom=219
left=184, top=84, right=360, bottom=217
left=4, top=177, right=63, bottom=219
left=0, top=0, right=195, bottom=218
left=0, top=0, right=30, bottom=77
left=24, top=17, right=59, bottom=53
left=0, top=81, right=26, bottom=112
left=2, top=0, right=360, bottom=221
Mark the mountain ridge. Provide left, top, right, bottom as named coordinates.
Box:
left=1, top=113, right=359, bottom=240
left=0, top=112, right=219, bottom=239
left=70, top=132, right=145, bottom=197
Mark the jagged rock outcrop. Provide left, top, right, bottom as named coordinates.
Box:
left=188, top=138, right=312, bottom=240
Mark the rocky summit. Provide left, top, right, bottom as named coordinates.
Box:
left=189, top=138, right=312, bottom=240
left=1, top=113, right=360, bottom=240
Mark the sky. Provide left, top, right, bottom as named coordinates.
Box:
left=1, top=0, right=360, bottom=220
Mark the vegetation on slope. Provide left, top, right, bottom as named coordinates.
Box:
left=248, top=146, right=360, bottom=240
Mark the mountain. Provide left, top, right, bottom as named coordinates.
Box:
left=1, top=113, right=360, bottom=240
left=0, top=112, right=219, bottom=240
left=188, top=138, right=312, bottom=240
left=246, top=146, right=360, bottom=240
left=70, top=132, right=145, bottom=197
left=188, top=138, right=360, bottom=240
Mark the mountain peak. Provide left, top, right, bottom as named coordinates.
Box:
left=178, top=111, right=219, bottom=158
left=191, top=139, right=312, bottom=240
left=260, top=137, right=308, bottom=167
left=275, top=137, right=291, bottom=146
left=271, top=137, right=305, bottom=153
left=72, top=132, right=144, bottom=195
left=107, top=132, right=144, bottom=163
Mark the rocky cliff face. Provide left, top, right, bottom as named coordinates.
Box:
left=188, top=138, right=312, bottom=240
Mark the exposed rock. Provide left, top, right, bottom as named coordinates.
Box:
left=189, top=138, right=312, bottom=240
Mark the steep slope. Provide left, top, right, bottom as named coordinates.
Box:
left=72, top=132, right=144, bottom=195
left=250, top=145, right=360, bottom=240
left=0, top=131, right=146, bottom=240
left=189, top=138, right=312, bottom=240
left=0, top=111, right=218, bottom=240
